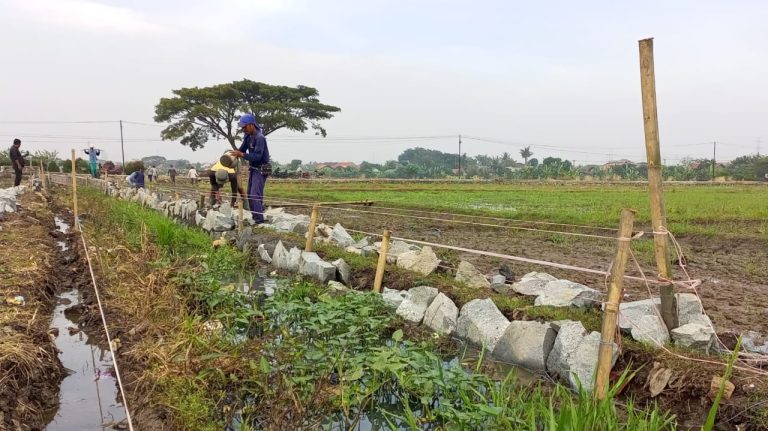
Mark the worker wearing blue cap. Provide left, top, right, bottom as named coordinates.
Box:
left=230, top=113, right=271, bottom=223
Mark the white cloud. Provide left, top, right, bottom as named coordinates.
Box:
left=9, top=0, right=172, bottom=36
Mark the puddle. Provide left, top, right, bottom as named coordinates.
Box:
left=45, top=217, right=126, bottom=430
left=45, top=290, right=126, bottom=430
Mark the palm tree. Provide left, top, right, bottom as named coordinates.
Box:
left=520, top=146, right=533, bottom=165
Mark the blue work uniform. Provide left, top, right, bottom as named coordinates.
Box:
left=238, top=127, right=269, bottom=223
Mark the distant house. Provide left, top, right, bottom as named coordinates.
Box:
left=602, top=159, right=636, bottom=170
left=315, top=162, right=359, bottom=170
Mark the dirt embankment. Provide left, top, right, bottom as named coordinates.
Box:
left=0, top=190, right=77, bottom=430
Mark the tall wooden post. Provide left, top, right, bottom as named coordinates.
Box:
left=70, top=149, right=79, bottom=231
left=238, top=198, right=244, bottom=232
left=39, top=160, right=48, bottom=194
left=199, top=193, right=206, bottom=209
left=304, top=204, right=320, bottom=252
left=595, top=209, right=635, bottom=399
left=638, top=38, right=677, bottom=330
left=373, top=230, right=391, bottom=293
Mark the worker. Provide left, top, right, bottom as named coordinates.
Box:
left=207, top=158, right=247, bottom=208
left=188, top=166, right=198, bottom=185
left=230, top=113, right=270, bottom=224
left=168, top=165, right=177, bottom=184
left=83, top=144, right=101, bottom=178
left=126, top=169, right=145, bottom=189
left=9, top=138, right=26, bottom=187
left=147, top=165, right=157, bottom=182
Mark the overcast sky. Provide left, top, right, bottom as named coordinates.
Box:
left=1, top=0, right=766, bottom=166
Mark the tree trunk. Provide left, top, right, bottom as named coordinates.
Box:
left=228, top=136, right=237, bottom=150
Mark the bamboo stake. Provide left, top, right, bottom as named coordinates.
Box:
left=200, top=193, right=206, bottom=209
left=373, top=229, right=391, bottom=293
left=639, top=38, right=677, bottom=330
left=39, top=160, right=48, bottom=194
left=305, top=203, right=320, bottom=252
left=238, top=198, right=244, bottom=232
left=70, top=149, right=78, bottom=231
left=595, top=208, right=635, bottom=400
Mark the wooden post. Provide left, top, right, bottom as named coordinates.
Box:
left=304, top=204, right=320, bottom=252
left=638, top=38, right=677, bottom=330
left=595, top=209, right=635, bottom=399
left=373, top=230, right=391, bottom=293
left=39, top=160, right=48, bottom=194
left=238, top=198, right=244, bottom=232
left=199, top=193, right=206, bottom=209
left=70, top=149, right=79, bottom=231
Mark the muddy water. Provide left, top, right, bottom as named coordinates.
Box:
left=45, top=218, right=126, bottom=430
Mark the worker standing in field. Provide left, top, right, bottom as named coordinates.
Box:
left=9, top=138, right=26, bottom=187
left=230, top=114, right=270, bottom=224
left=207, top=158, right=247, bottom=208
left=168, top=165, right=177, bottom=184
left=147, top=165, right=157, bottom=182
left=188, top=166, right=198, bottom=185
left=83, top=144, right=101, bottom=178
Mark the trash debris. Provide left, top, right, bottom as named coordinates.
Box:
left=5, top=295, right=25, bottom=306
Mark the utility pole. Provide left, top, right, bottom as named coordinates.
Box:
left=458, top=134, right=462, bottom=177
left=712, top=141, right=716, bottom=182
left=119, top=120, right=125, bottom=169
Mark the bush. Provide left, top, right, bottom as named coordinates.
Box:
left=124, top=160, right=145, bottom=175
left=46, top=161, right=60, bottom=173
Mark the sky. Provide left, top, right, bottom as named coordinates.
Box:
left=0, top=0, right=766, bottom=166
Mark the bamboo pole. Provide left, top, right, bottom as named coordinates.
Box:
left=200, top=193, right=206, bottom=209
left=70, top=149, right=79, bottom=231
left=595, top=208, right=635, bottom=399
left=39, top=160, right=48, bottom=194
left=304, top=204, right=320, bottom=252
left=373, top=230, right=391, bottom=293
left=638, top=38, right=677, bottom=330
left=238, top=198, right=244, bottom=232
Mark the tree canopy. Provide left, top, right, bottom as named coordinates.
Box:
left=154, top=80, right=340, bottom=150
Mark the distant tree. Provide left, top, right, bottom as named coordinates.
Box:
left=62, top=158, right=89, bottom=174
left=154, top=79, right=341, bottom=150
left=124, top=161, right=145, bottom=175
left=287, top=159, right=302, bottom=171
left=527, top=158, right=539, bottom=167
left=46, top=160, right=60, bottom=173
left=520, top=146, right=533, bottom=164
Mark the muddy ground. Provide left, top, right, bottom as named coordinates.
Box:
left=0, top=189, right=72, bottom=430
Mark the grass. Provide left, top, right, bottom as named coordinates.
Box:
left=265, top=181, right=768, bottom=238
left=67, top=186, right=684, bottom=430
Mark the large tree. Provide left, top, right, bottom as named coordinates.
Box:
left=154, top=79, right=340, bottom=150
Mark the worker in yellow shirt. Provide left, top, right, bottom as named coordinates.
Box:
left=207, top=159, right=248, bottom=209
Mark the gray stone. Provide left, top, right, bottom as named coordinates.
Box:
left=330, top=223, right=355, bottom=247
left=677, top=293, right=705, bottom=326
left=742, top=331, right=768, bottom=355
left=202, top=210, right=235, bottom=232
left=379, top=240, right=418, bottom=264
left=354, top=236, right=370, bottom=248
left=522, top=272, right=557, bottom=282
left=493, top=321, right=556, bottom=372
left=617, top=298, right=661, bottom=332
left=219, top=202, right=233, bottom=217
left=236, top=229, right=255, bottom=252
left=671, top=323, right=715, bottom=353
left=0, top=188, right=18, bottom=213
left=396, top=286, right=439, bottom=323
left=455, top=261, right=491, bottom=289
left=490, top=274, right=509, bottom=294
left=396, top=246, right=439, bottom=276
left=499, top=263, right=516, bottom=282
left=286, top=247, right=302, bottom=271
left=332, top=258, right=351, bottom=286
left=264, top=207, right=285, bottom=222
left=512, top=279, right=549, bottom=296
left=534, top=280, right=600, bottom=308
left=291, top=220, right=310, bottom=235
left=423, top=293, right=458, bottom=335
left=547, top=320, right=588, bottom=376
left=328, top=280, right=348, bottom=292
left=630, top=314, right=670, bottom=346
left=361, top=246, right=374, bottom=257
left=271, top=241, right=288, bottom=269
left=382, top=287, right=409, bottom=309
left=194, top=211, right=205, bottom=227
left=257, top=244, right=272, bottom=263
left=299, top=252, right=335, bottom=283
left=566, top=332, right=617, bottom=392
left=456, top=299, right=510, bottom=351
